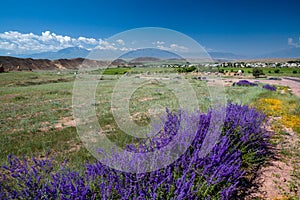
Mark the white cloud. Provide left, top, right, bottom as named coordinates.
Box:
left=95, top=39, right=118, bottom=50
left=0, top=31, right=80, bottom=53
left=104, top=45, right=117, bottom=50
left=116, top=39, right=125, bottom=45
left=120, top=47, right=135, bottom=51
left=156, top=42, right=189, bottom=52
left=98, top=39, right=109, bottom=46
left=0, top=41, right=16, bottom=50
left=288, top=37, right=300, bottom=47
left=153, top=41, right=165, bottom=45
left=0, top=31, right=125, bottom=54
left=156, top=45, right=169, bottom=51
left=78, top=36, right=98, bottom=45
left=0, top=31, right=191, bottom=55
left=170, top=44, right=188, bottom=52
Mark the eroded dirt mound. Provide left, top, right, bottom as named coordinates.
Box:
left=0, top=56, right=107, bottom=71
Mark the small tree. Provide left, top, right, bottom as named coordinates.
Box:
left=253, top=68, right=264, bottom=78
left=0, top=64, right=4, bottom=73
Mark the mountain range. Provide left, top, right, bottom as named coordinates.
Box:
left=258, top=47, right=300, bottom=59
left=17, top=47, right=90, bottom=60
left=2, top=46, right=300, bottom=61
left=1, top=46, right=300, bottom=72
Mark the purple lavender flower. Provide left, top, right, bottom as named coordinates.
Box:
left=0, top=103, right=271, bottom=199
left=262, top=84, right=276, bottom=91
left=234, top=80, right=258, bottom=86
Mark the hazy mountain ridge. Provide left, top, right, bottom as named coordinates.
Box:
left=257, top=47, right=300, bottom=59
left=208, top=51, right=247, bottom=60
left=2, top=46, right=300, bottom=61
left=21, top=47, right=90, bottom=60
left=1, top=46, right=300, bottom=71
left=0, top=47, right=245, bottom=61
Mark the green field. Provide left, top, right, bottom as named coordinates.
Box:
left=0, top=70, right=299, bottom=163
left=91, top=66, right=178, bottom=75
left=0, top=69, right=300, bottom=197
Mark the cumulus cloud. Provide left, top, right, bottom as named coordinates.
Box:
left=153, top=41, right=165, bottom=45
left=0, top=31, right=191, bottom=55
left=170, top=44, right=188, bottom=52
left=156, top=45, right=169, bottom=51
left=0, top=31, right=79, bottom=53
left=0, top=31, right=125, bottom=54
left=95, top=44, right=117, bottom=50
left=156, top=42, right=189, bottom=52
left=288, top=37, right=300, bottom=47
left=95, top=39, right=118, bottom=50
left=78, top=36, right=98, bottom=45
left=116, top=39, right=125, bottom=45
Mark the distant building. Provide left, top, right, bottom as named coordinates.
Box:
left=237, top=70, right=243, bottom=76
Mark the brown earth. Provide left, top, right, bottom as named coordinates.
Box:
left=226, top=77, right=300, bottom=199
left=0, top=56, right=108, bottom=71
left=247, top=124, right=300, bottom=199
left=39, top=116, right=76, bottom=132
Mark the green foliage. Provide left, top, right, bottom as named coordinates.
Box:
left=274, top=69, right=280, bottom=73
left=252, top=68, right=264, bottom=78
left=177, top=66, right=196, bottom=73
left=103, top=67, right=131, bottom=75
left=218, top=68, right=224, bottom=73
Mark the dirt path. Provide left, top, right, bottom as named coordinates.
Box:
left=248, top=124, right=300, bottom=199
left=227, top=77, right=300, bottom=98
left=225, top=77, right=300, bottom=199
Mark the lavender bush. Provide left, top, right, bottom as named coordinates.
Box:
left=0, top=103, right=270, bottom=199
left=234, top=80, right=258, bottom=87
left=262, top=84, right=276, bottom=91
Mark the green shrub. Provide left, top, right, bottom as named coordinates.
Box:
left=274, top=69, right=280, bottom=73
left=253, top=68, right=264, bottom=78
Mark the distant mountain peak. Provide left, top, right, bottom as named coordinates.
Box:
left=208, top=51, right=247, bottom=60
left=25, top=47, right=90, bottom=60
left=258, top=46, right=300, bottom=59
left=119, top=48, right=183, bottom=60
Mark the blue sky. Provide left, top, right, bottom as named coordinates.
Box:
left=0, top=0, right=299, bottom=56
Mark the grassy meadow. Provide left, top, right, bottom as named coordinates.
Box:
left=0, top=68, right=300, bottom=198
